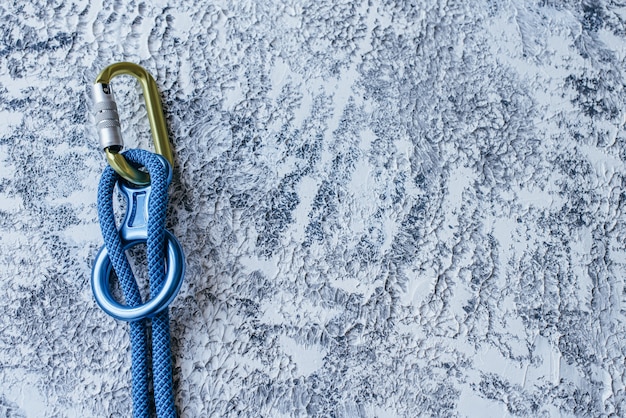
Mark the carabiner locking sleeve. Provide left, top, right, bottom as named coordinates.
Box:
left=93, top=62, right=174, bottom=186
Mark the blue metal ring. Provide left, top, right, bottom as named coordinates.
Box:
left=91, top=230, right=185, bottom=321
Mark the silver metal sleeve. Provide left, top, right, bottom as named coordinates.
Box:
left=93, top=83, right=123, bottom=150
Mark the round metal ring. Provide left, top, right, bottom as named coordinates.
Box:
left=91, top=230, right=185, bottom=321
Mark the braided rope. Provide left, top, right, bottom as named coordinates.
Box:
left=97, top=149, right=176, bottom=417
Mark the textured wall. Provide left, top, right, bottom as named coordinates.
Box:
left=1, top=0, right=626, bottom=416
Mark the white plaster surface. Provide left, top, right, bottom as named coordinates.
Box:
left=1, top=0, right=626, bottom=416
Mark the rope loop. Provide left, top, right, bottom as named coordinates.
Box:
left=92, top=148, right=181, bottom=417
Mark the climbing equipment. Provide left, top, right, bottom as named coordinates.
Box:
left=92, top=62, right=183, bottom=417
left=93, top=62, right=173, bottom=186
left=91, top=62, right=184, bottom=417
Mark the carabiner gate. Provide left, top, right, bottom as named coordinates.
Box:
left=93, top=62, right=174, bottom=186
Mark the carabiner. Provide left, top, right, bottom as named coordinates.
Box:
left=93, top=62, right=174, bottom=186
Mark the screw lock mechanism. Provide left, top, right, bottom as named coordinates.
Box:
left=93, top=82, right=123, bottom=150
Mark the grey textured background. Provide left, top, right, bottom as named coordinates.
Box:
left=2, top=0, right=626, bottom=416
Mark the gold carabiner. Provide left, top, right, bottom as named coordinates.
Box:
left=93, top=62, right=174, bottom=186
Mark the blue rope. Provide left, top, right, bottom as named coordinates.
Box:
left=97, top=149, right=176, bottom=417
